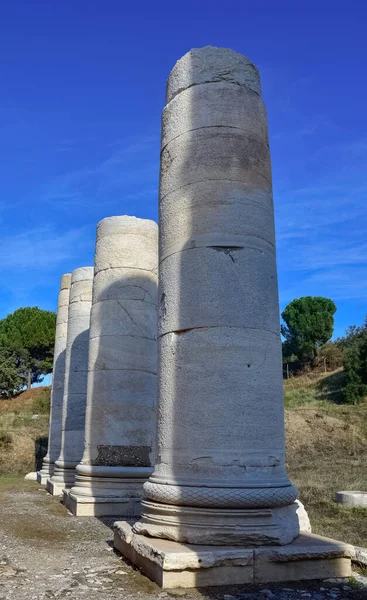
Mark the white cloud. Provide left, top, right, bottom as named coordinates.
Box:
left=0, top=225, right=92, bottom=270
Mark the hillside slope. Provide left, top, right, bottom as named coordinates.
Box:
left=285, top=370, right=367, bottom=547
left=0, top=374, right=366, bottom=547
left=0, top=386, right=50, bottom=475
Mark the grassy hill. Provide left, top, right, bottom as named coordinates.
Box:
left=285, top=369, right=367, bottom=547
left=0, top=386, right=50, bottom=476
left=0, top=374, right=366, bottom=548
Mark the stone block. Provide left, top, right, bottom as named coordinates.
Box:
left=253, top=534, right=353, bottom=583
left=335, top=490, right=367, bottom=507
left=113, top=524, right=352, bottom=589
left=166, top=46, right=261, bottom=103
left=159, top=247, right=279, bottom=335
left=64, top=492, right=142, bottom=517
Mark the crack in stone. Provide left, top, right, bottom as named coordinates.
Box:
left=116, top=300, right=148, bottom=337
left=167, top=79, right=261, bottom=104
left=160, top=175, right=273, bottom=202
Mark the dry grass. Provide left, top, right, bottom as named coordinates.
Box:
left=0, top=373, right=366, bottom=548
left=0, top=387, right=50, bottom=475
left=285, top=369, right=367, bottom=547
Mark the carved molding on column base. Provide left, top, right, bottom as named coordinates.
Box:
left=63, top=471, right=148, bottom=516
left=133, top=500, right=301, bottom=546
left=144, top=481, right=298, bottom=509
left=46, top=466, right=76, bottom=496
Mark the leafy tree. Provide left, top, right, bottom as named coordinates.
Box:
left=0, top=307, right=56, bottom=389
left=281, top=296, right=337, bottom=361
left=343, top=321, right=367, bottom=404
left=335, top=316, right=367, bottom=349
left=318, top=341, right=344, bottom=371
left=0, top=344, right=23, bottom=397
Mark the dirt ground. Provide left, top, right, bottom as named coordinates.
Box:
left=0, top=479, right=367, bottom=600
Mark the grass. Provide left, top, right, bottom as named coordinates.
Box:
left=0, top=371, right=366, bottom=549
left=285, top=369, right=367, bottom=547
left=0, top=386, right=50, bottom=475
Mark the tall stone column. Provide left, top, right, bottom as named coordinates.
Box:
left=37, top=273, right=71, bottom=484
left=46, top=267, right=93, bottom=496
left=133, top=46, right=299, bottom=546
left=65, top=216, right=158, bottom=516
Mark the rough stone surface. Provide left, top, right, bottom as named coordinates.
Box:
left=37, top=273, right=71, bottom=484
left=47, top=267, right=93, bottom=495
left=114, top=522, right=352, bottom=589
left=133, top=501, right=301, bottom=546
left=296, top=500, right=312, bottom=533
left=136, top=46, right=299, bottom=545
left=353, top=546, right=367, bottom=566
left=67, top=216, right=158, bottom=516
left=335, top=491, right=367, bottom=507
left=1, top=479, right=365, bottom=600
left=166, top=46, right=262, bottom=103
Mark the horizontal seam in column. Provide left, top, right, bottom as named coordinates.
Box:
left=159, top=238, right=276, bottom=264
left=160, top=192, right=274, bottom=216
left=160, top=176, right=272, bottom=201
left=87, top=367, right=157, bottom=375
left=89, top=333, right=156, bottom=341
left=160, top=125, right=267, bottom=155
left=92, top=298, right=157, bottom=307
left=158, top=326, right=280, bottom=338
left=167, top=80, right=261, bottom=104
left=97, top=231, right=157, bottom=239
left=95, top=266, right=157, bottom=275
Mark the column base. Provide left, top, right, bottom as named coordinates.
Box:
left=113, top=522, right=353, bottom=589
left=133, top=500, right=301, bottom=546
left=61, top=465, right=152, bottom=516
left=37, top=463, right=54, bottom=485
left=63, top=490, right=142, bottom=517
left=46, top=465, right=75, bottom=496
left=46, top=477, right=72, bottom=496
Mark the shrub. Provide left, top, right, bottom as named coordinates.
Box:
left=343, top=331, right=367, bottom=404
left=318, top=342, right=344, bottom=371
left=30, top=389, right=50, bottom=414
left=0, top=432, right=13, bottom=450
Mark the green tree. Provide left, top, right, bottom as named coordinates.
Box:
left=281, top=296, right=337, bottom=361
left=343, top=321, right=367, bottom=404
left=0, top=307, right=56, bottom=389
left=0, top=344, right=23, bottom=397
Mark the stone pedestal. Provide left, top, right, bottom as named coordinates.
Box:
left=64, top=217, right=158, bottom=516
left=132, top=46, right=298, bottom=546
left=114, top=523, right=352, bottom=589
left=37, top=273, right=71, bottom=484
left=46, top=267, right=93, bottom=496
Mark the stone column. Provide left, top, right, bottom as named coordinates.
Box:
left=37, top=273, right=71, bottom=484
left=133, top=46, right=299, bottom=545
left=65, top=216, right=158, bottom=516
left=46, top=267, right=93, bottom=496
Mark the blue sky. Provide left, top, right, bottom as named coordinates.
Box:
left=0, top=1, right=366, bottom=339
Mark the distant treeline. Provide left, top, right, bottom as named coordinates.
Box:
left=281, top=296, right=367, bottom=404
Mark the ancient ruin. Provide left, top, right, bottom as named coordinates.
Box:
left=113, top=46, right=353, bottom=587
left=37, top=273, right=71, bottom=484
left=64, top=216, right=158, bottom=516
left=46, top=267, right=94, bottom=496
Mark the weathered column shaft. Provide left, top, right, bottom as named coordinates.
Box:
left=37, top=274, right=71, bottom=484
left=46, top=267, right=93, bottom=495
left=65, top=216, right=158, bottom=516
left=134, top=46, right=298, bottom=545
